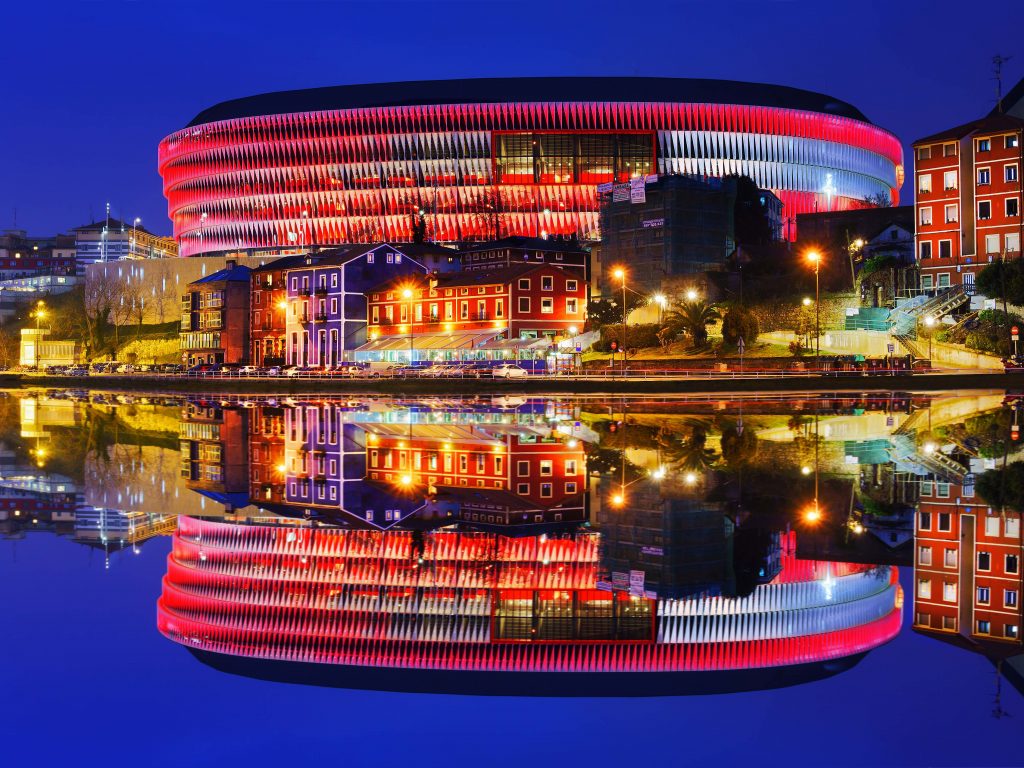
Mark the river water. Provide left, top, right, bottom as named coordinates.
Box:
left=1, top=390, right=1021, bottom=766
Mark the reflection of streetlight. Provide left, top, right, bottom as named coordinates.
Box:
left=923, top=315, right=935, bottom=364
left=806, top=251, right=821, bottom=362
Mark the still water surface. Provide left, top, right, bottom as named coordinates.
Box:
left=2, top=390, right=1022, bottom=766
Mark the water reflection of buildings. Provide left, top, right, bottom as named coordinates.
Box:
left=157, top=516, right=901, bottom=694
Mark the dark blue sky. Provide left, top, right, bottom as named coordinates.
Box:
left=2, top=0, right=1022, bottom=237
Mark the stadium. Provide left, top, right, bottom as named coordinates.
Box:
left=158, top=77, right=904, bottom=257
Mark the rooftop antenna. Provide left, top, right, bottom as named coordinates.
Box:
left=994, top=54, right=1013, bottom=113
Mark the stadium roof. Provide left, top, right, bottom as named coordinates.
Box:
left=187, top=77, right=874, bottom=127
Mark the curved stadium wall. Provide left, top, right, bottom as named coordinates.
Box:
left=158, top=78, right=904, bottom=257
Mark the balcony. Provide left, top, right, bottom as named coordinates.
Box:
left=315, top=285, right=329, bottom=296
left=299, top=287, right=312, bottom=296
left=314, top=312, right=328, bottom=323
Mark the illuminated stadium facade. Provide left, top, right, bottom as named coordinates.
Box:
left=157, top=517, right=903, bottom=694
left=158, top=78, right=904, bottom=257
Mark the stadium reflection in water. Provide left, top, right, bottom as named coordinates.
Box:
left=157, top=394, right=911, bottom=695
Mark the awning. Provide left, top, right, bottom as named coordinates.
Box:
left=478, top=337, right=552, bottom=351
left=355, top=329, right=502, bottom=354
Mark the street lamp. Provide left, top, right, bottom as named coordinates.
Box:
left=685, top=288, right=698, bottom=302
left=132, top=217, right=141, bottom=258
left=806, top=251, right=822, bottom=363
left=613, top=267, right=626, bottom=376
left=403, top=287, right=414, bottom=365
left=33, top=300, right=46, bottom=371
left=923, top=315, right=935, bottom=365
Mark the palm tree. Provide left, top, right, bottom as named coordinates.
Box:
left=663, top=300, right=721, bottom=348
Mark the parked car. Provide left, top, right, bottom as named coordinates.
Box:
left=493, top=364, right=529, bottom=379
left=264, top=365, right=283, bottom=376
left=461, top=364, right=494, bottom=379
left=187, top=363, right=220, bottom=375
left=238, top=365, right=261, bottom=376
left=285, top=365, right=318, bottom=377
left=66, top=366, right=90, bottom=377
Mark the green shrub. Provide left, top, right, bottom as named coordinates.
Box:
left=599, top=323, right=662, bottom=352
left=721, top=305, right=760, bottom=347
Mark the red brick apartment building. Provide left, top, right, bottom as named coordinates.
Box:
left=363, top=264, right=585, bottom=363
left=915, top=83, right=1024, bottom=292
left=913, top=478, right=1022, bottom=646
left=249, top=255, right=308, bottom=367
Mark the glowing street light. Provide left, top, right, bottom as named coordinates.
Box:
left=685, top=289, right=698, bottom=302
left=402, top=287, right=415, bottom=365
left=683, top=472, right=698, bottom=485
left=613, top=267, right=627, bottom=377
left=805, top=250, right=822, bottom=362
left=804, top=504, right=822, bottom=524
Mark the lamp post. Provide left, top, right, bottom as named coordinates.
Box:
left=806, top=251, right=822, bottom=363
left=403, top=288, right=414, bottom=365
left=132, top=217, right=141, bottom=258
left=614, top=267, right=626, bottom=377
left=923, top=315, right=935, bottom=365
left=33, top=300, right=46, bottom=371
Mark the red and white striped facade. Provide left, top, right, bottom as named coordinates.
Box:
left=159, top=87, right=903, bottom=256
left=157, top=518, right=902, bottom=674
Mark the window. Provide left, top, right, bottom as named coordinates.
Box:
left=944, top=170, right=957, bottom=190
left=1007, top=165, right=1019, bottom=183
left=985, top=516, right=1001, bottom=537
left=939, top=240, right=952, bottom=259
left=518, top=278, right=530, bottom=290
left=921, top=274, right=934, bottom=290
left=944, top=143, right=957, bottom=157
left=916, top=147, right=931, bottom=161
left=495, top=299, right=504, bottom=318
left=979, top=201, right=992, bottom=220
left=1007, top=516, right=1020, bottom=538
left=1008, top=135, right=1020, bottom=149
left=540, top=297, right=553, bottom=314
left=978, top=168, right=991, bottom=186
left=1007, top=198, right=1020, bottom=217
left=918, top=175, right=932, bottom=194
left=945, top=204, right=958, bottom=223
left=978, top=551, right=991, bottom=571
left=978, top=138, right=991, bottom=152
left=566, top=481, right=577, bottom=494
left=1006, top=590, right=1019, bottom=608
left=920, top=511, right=932, bottom=530
left=566, top=298, right=578, bottom=314
left=977, top=620, right=991, bottom=634
left=919, top=242, right=932, bottom=260
left=944, top=549, right=958, bottom=568
left=1008, top=554, right=1020, bottom=574
left=541, top=276, right=553, bottom=291
left=919, top=207, right=933, bottom=226
left=460, top=301, right=468, bottom=320
left=518, top=297, right=530, bottom=313
left=330, top=298, right=338, bottom=314
left=917, top=579, right=931, bottom=599
left=386, top=253, right=394, bottom=263
left=986, top=234, right=1001, bottom=254
left=566, top=279, right=578, bottom=292
left=978, top=586, right=991, bottom=604
left=919, top=546, right=933, bottom=565
left=371, top=306, right=379, bottom=323
left=1008, top=625, right=1020, bottom=639
left=539, top=460, right=553, bottom=476
left=516, top=482, right=529, bottom=495
left=922, top=480, right=934, bottom=496
left=367, top=253, right=374, bottom=263
left=540, top=482, right=553, bottom=498
left=1008, top=233, right=1021, bottom=253
left=331, top=273, right=338, bottom=287
left=943, top=582, right=957, bottom=602
left=517, top=460, right=529, bottom=476
left=938, top=512, right=952, bottom=531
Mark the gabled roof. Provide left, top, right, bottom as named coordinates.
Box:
left=72, top=217, right=153, bottom=234
left=914, top=112, right=1024, bottom=146
left=367, top=262, right=559, bottom=295
left=990, top=75, right=1024, bottom=118
left=189, top=263, right=252, bottom=285
left=461, top=236, right=586, bottom=255
left=251, top=254, right=314, bottom=274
